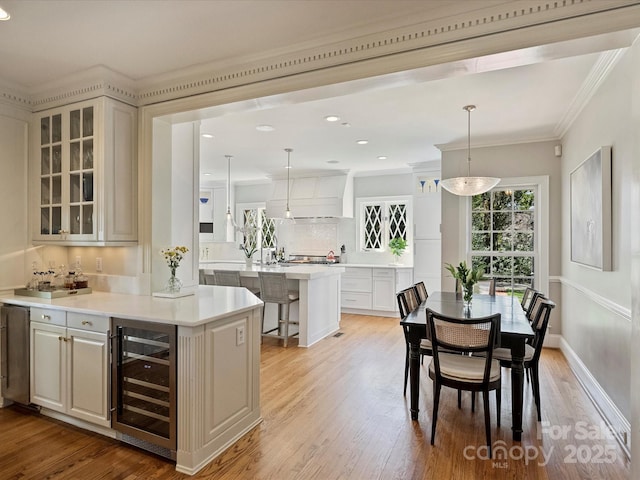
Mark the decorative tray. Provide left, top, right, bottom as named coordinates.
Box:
left=14, top=288, right=92, bottom=299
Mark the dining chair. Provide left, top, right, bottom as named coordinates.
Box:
left=426, top=308, right=502, bottom=457
left=258, top=272, right=299, bottom=347
left=413, top=281, right=428, bottom=304
left=492, top=298, right=555, bottom=421
left=398, top=287, right=431, bottom=395
left=521, top=287, right=539, bottom=314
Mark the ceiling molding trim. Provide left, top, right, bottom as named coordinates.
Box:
left=554, top=48, right=627, bottom=138
left=436, top=135, right=560, bottom=152
left=6, top=0, right=640, bottom=111
left=134, top=0, right=640, bottom=106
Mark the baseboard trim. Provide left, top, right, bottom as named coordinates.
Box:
left=559, top=337, right=631, bottom=458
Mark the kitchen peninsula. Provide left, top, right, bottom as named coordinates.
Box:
left=0, top=286, right=263, bottom=476
left=200, top=263, right=344, bottom=347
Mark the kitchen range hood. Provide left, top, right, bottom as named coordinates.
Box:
left=266, top=173, right=354, bottom=218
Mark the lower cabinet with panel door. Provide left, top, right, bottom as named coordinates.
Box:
left=30, top=307, right=110, bottom=427
left=341, top=266, right=413, bottom=316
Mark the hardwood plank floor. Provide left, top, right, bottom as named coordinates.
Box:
left=0, top=313, right=630, bottom=479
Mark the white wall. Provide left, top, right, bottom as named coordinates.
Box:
left=560, top=45, right=634, bottom=425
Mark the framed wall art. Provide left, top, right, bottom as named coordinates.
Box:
left=570, top=146, right=612, bottom=271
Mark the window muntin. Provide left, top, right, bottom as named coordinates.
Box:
left=470, top=188, right=536, bottom=298
left=359, top=197, right=411, bottom=252
left=241, top=207, right=276, bottom=249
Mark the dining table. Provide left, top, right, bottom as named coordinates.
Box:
left=400, top=291, right=534, bottom=441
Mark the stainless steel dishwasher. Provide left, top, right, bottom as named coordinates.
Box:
left=0, top=304, right=30, bottom=405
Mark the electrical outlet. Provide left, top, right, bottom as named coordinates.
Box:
left=75, top=256, right=82, bottom=267
left=96, top=257, right=103, bottom=272
left=236, top=326, right=245, bottom=345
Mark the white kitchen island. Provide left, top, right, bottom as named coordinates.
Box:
left=200, top=263, right=344, bottom=347
left=0, top=286, right=263, bottom=476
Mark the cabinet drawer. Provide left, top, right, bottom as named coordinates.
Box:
left=67, top=312, right=109, bottom=333
left=342, top=276, right=372, bottom=293
left=30, top=308, right=66, bottom=326
left=343, top=267, right=372, bottom=279
left=373, top=268, right=395, bottom=278
left=341, top=292, right=372, bottom=309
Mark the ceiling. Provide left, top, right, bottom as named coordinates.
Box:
left=0, top=0, right=637, bottom=183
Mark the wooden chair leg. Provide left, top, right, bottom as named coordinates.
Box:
left=283, top=304, right=289, bottom=348
left=457, top=389, right=462, bottom=409
left=471, top=391, right=476, bottom=413
left=496, top=387, right=501, bottom=427
left=530, top=363, right=542, bottom=421
left=431, top=382, right=441, bottom=445
left=403, top=348, right=409, bottom=396
left=482, top=390, right=492, bottom=458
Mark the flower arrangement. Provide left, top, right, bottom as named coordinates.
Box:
left=389, top=237, right=408, bottom=263
left=445, top=260, right=484, bottom=304
left=161, top=246, right=189, bottom=272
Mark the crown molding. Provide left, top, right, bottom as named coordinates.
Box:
left=1, top=0, right=639, bottom=111
left=554, top=48, right=627, bottom=137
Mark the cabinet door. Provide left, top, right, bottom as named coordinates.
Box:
left=31, top=322, right=66, bottom=412
left=67, top=328, right=110, bottom=426
left=372, top=274, right=396, bottom=311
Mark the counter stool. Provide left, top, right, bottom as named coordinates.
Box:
left=258, top=271, right=299, bottom=347
left=213, top=270, right=260, bottom=296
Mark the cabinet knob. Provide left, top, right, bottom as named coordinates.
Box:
left=42, top=315, right=51, bottom=321
left=81, top=320, right=92, bottom=326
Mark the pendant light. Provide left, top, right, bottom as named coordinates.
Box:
left=283, top=148, right=295, bottom=223
left=225, top=155, right=238, bottom=234
left=440, top=105, right=500, bottom=196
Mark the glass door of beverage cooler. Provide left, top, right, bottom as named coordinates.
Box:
left=111, top=318, right=177, bottom=452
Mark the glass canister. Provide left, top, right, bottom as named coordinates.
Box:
left=65, top=270, right=76, bottom=289
left=74, top=268, right=88, bottom=289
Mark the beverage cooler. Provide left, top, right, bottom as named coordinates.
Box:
left=111, top=318, right=177, bottom=458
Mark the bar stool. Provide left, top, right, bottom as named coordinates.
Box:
left=258, top=271, right=299, bottom=347
left=213, top=270, right=260, bottom=296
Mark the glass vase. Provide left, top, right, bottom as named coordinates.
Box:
left=463, top=285, right=473, bottom=307
left=166, top=267, right=182, bottom=294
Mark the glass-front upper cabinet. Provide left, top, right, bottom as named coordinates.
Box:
left=33, top=97, right=138, bottom=245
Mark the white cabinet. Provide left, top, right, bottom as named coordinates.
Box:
left=30, top=309, right=110, bottom=427
left=372, top=268, right=396, bottom=311
left=32, top=96, right=137, bottom=245
left=341, top=267, right=372, bottom=309
left=341, top=266, right=413, bottom=315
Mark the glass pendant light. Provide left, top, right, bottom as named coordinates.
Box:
left=225, top=155, right=238, bottom=239
left=440, top=105, right=500, bottom=196
left=283, top=148, right=295, bottom=223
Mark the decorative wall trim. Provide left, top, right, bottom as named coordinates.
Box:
left=560, top=336, right=631, bottom=458
left=554, top=48, right=627, bottom=137
left=2, top=0, right=639, bottom=111
left=557, top=275, right=631, bottom=321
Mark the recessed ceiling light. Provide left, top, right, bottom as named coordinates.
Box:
left=325, top=115, right=340, bottom=122
left=378, top=156, right=388, bottom=160
left=201, top=133, right=213, bottom=139
left=327, top=160, right=339, bottom=164
left=0, top=7, right=10, bottom=20
left=203, top=173, right=212, bottom=176
left=256, top=124, right=275, bottom=132
left=357, top=140, right=368, bottom=145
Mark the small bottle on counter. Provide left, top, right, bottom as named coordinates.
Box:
left=74, top=268, right=88, bottom=289
left=65, top=270, right=76, bottom=289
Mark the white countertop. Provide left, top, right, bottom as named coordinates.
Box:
left=0, top=286, right=263, bottom=327
left=200, top=263, right=345, bottom=279
left=334, top=263, right=413, bottom=269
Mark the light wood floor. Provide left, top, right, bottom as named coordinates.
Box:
left=0, top=313, right=630, bottom=479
